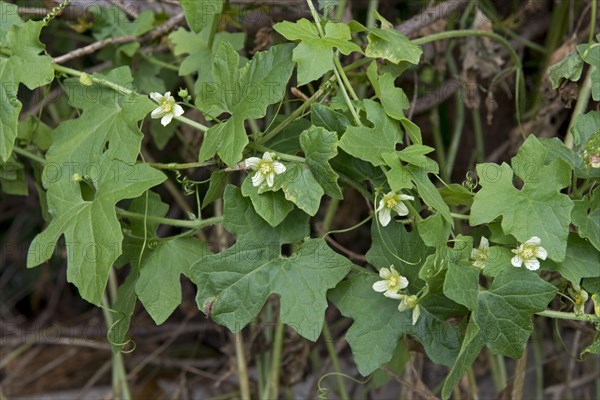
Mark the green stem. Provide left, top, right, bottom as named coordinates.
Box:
left=53, top=64, right=209, bottom=132
left=101, top=292, right=132, bottom=400
left=140, top=53, right=179, bottom=71
left=472, top=108, right=485, bottom=163
left=322, top=198, right=340, bottom=233
left=306, top=0, right=325, bottom=36
left=589, top=0, right=597, bottom=44
left=263, top=321, right=285, bottom=400
left=430, top=109, right=448, bottom=181
left=116, top=209, right=223, bottom=229
left=322, top=323, right=350, bottom=400
left=565, top=65, right=595, bottom=149
left=413, top=30, right=525, bottom=129
left=450, top=213, right=470, bottom=220
left=234, top=332, right=251, bottom=400
left=305, top=0, right=360, bottom=125
left=258, top=58, right=370, bottom=145
left=366, top=0, right=379, bottom=28
left=175, top=115, right=209, bottom=132
left=334, top=56, right=359, bottom=101
left=12, top=147, right=46, bottom=164
left=207, top=12, right=220, bottom=49
left=252, top=144, right=305, bottom=163
left=146, top=160, right=216, bottom=170
left=536, top=309, right=600, bottom=323
left=332, top=60, right=362, bottom=125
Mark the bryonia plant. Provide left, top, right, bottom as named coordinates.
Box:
left=1, top=0, right=599, bottom=399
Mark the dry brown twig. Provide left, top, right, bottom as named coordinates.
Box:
left=52, top=12, right=185, bottom=64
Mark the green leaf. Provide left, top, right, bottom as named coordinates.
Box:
left=198, top=42, right=295, bottom=167
left=222, top=185, right=308, bottom=245
left=365, top=28, right=422, bottom=65
left=266, top=163, right=324, bottom=216
left=137, top=237, right=207, bottom=324
left=108, top=272, right=137, bottom=353
left=179, top=0, right=223, bottom=33
left=0, top=2, right=20, bottom=47
left=582, top=336, right=600, bottom=356
left=444, top=260, right=480, bottom=310
left=241, top=178, right=294, bottom=227
left=439, top=184, right=474, bottom=206
left=474, top=268, right=556, bottom=358
left=49, top=68, right=154, bottom=164
left=264, top=118, right=309, bottom=154
left=546, top=233, right=600, bottom=284
left=0, top=20, right=54, bottom=162
left=92, top=6, right=154, bottom=39
left=571, top=111, right=600, bottom=148
left=339, top=100, right=403, bottom=166
left=18, top=117, right=52, bottom=151
left=547, top=51, right=583, bottom=89
left=169, top=27, right=245, bottom=96
left=470, top=135, right=573, bottom=261
left=274, top=19, right=362, bottom=85
left=311, top=103, right=350, bottom=135
left=417, top=214, right=451, bottom=247
left=202, top=170, right=227, bottom=208
left=441, top=318, right=485, bottom=400
left=0, top=155, right=27, bottom=195
left=366, top=220, right=431, bottom=288
left=330, top=273, right=461, bottom=375
left=367, top=62, right=410, bottom=120
left=571, top=189, right=600, bottom=251
left=193, top=238, right=352, bottom=341
left=300, top=126, right=343, bottom=199
left=27, top=154, right=166, bottom=305
left=482, top=246, right=514, bottom=278
left=540, top=137, right=599, bottom=179
left=578, top=43, right=600, bottom=101
left=408, top=166, right=453, bottom=224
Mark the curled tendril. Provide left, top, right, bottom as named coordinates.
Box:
left=317, top=372, right=371, bottom=400
left=463, top=171, right=478, bottom=192
left=147, top=239, right=159, bottom=249
left=42, top=0, right=72, bottom=26
left=174, top=171, right=211, bottom=196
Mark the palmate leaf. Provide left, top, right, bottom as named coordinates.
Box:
left=329, top=273, right=462, bottom=375
left=190, top=186, right=350, bottom=341
left=339, top=100, right=403, bottom=166
left=470, top=135, right=573, bottom=261
left=120, top=192, right=210, bottom=325
left=27, top=67, right=167, bottom=305
left=300, top=126, right=343, bottom=199
left=274, top=18, right=362, bottom=85
left=474, top=268, right=556, bottom=358
left=197, top=42, right=295, bottom=167
left=0, top=17, right=54, bottom=163
left=180, top=0, right=223, bottom=33
left=27, top=154, right=166, bottom=305
left=169, top=27, right=245, bottom=97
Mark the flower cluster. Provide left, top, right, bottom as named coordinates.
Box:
left=245, top=152, right=286, bottom=188
left=372, top=265, right=420, bottom=325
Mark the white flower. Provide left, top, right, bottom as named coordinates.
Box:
left=398, top=294, right=421, bottom=325
left=511, top=236, right=547, bottom=271
left=569, top=284, right=589, bottom=316
left=372, top=265, right=409, bottom=299
left=471, top=236, right=489, bottom=269
left=150, top=91, right=184, bottom=126
left=245, top=152, right=286, bottom=188
left=376, top=191, right=414, bottom=226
